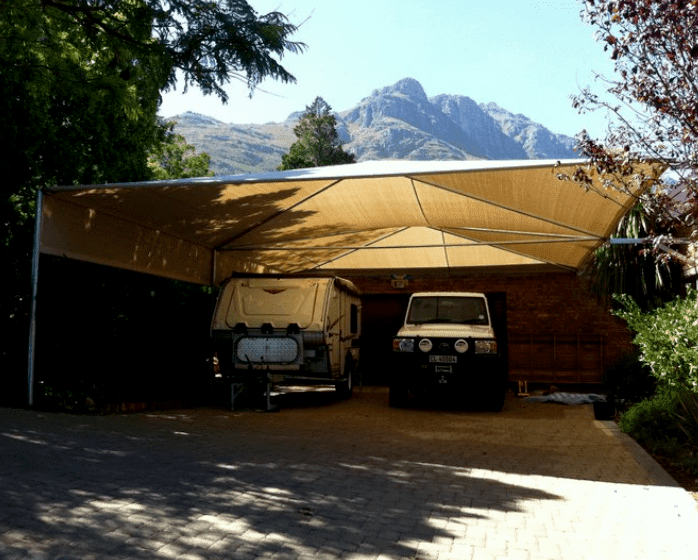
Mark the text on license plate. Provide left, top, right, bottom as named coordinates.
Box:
left=429, top=355, right=457, bottom=363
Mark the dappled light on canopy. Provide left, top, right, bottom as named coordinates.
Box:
left=40, top=159, right=664, bottom=286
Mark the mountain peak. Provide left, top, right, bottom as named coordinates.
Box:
left=376, top=78, right=428, bottom=103
left=168, top=112, right=224, bottom=127
left=170, top=78, right=578, bottom=174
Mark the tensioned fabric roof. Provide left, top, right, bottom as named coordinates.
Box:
left=39, top=159, right=660, bottom=286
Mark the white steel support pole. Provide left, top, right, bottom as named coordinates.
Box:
left=27, top=189, right=43, bottom=407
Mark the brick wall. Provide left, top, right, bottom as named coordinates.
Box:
left=345, top=270, right=634, bottom=386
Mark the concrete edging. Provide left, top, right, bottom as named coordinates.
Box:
left=597, top=419, right=681, bottom=487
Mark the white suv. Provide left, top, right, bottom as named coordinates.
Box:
left=391, top=292, right=506, bottom=410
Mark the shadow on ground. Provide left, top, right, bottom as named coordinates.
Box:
left=0, top=387, right=654, bottom=559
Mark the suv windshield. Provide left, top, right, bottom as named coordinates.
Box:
left=407, top=296, right=489, bottom=325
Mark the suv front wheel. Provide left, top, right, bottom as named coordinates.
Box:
left=389, top=381, right=409, bottom=408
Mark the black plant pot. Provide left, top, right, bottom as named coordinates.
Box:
left=593, top=399, right=616, bottom=420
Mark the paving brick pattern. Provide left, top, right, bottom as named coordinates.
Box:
left=2, top=388, right=698, bottom=560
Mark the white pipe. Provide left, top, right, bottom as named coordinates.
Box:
left=27, top=189, right=43, bottom=407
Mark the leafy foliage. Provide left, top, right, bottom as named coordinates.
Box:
left=619, top=387, right=698, bottom=473
left=590, top=203, right=684, bottom=309
left=1, top=0, right=302, bottom=189
left=618, top=390, right=686, bottom=454
left=614, top=289, right=698, bottom=391
left=570, top=1, right=698, bottom=271
left=278, top=97, right=356, bottom=170
left=0, top=0, right=302, bottom=404
left=564, top=2, right=698, bottom=474
left=148, top=123, right=214, bottom=180
left=676, top=386, right=698, bottom=451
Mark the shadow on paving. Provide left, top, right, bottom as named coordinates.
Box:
left=0, top=388, right=647, bottom=559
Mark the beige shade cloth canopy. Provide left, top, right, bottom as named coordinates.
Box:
left=40, top=159, right=659, bottom=286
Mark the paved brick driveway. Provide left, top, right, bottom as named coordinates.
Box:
left=1, top=387, right=697, bottom=560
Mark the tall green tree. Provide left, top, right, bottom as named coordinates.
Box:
left=1, top=0, right=302, bottom=190
left=148, top=124, right=215, bottom=180
left=278, top=97, right=356, bottom=170
left=0, top=0, right=303, bottom=402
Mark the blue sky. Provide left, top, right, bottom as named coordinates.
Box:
left=159, top=0, right=617, bottom=140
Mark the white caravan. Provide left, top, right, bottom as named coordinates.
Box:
left=212, top=275, right=361, bottom=406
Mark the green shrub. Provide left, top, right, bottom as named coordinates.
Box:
left=614, top=289, right=698, bottom=391
left=613, top=291, right=698, bottom=473
left=620, top=388, right=698, bottom=474
left=618, top=391, right=685, bottom=455
left=676, top=386, right=698, bottom=451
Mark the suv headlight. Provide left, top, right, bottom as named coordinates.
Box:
left=418, top=338, right=433, bottom=352
left=393, top=338, right=415, bottom=352
left=474, top=340, right=498, bottom=354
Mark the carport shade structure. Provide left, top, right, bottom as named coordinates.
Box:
left=28, top=158, right=664, bottom=403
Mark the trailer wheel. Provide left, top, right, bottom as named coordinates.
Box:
left=336, top=360, right=354, bottom=399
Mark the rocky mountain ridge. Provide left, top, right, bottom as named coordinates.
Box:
left=170, top=77, right=578, bottom=175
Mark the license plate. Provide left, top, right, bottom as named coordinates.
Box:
left=429, top=355, right=456, bottom=363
